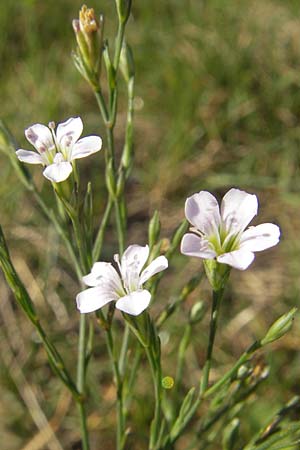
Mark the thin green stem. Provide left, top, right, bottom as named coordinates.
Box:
left=94, top=89, right=109, bottom=124
left=0, top=227, right=80, bottom=399
left=114, top=201, right=125, bottom=254
left=126, top=343, right=142, bottom=404
left=175, top=324, right=191, bottom=392
left=114, top=21, right=126, bottom=70
left=72, top=216, right=89, bottom=272
left=203, top=340, right=261, bottom=399
left=164, top=340, right=262, bottom=448
left=200, top=288, right=224, bottom=395
left=105, top=126, right=126, bottom=254
left=119, top=323, right=130, bottom=377
left=105, top=326, right=125, bottom=450
left=146, top=345, right=162, bottom=450
left=57, top=194, right=91, bottom=450
left=77, top=314, right=90, bottom=450
left=92, top=197, right=113, bottom=262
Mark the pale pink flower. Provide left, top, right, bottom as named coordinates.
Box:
left=16, top=117, right=102, bottom=182
left=77, top=245, right=168, bottom=316
left=181, top=188, right=280, bottom=270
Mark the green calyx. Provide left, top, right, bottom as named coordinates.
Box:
left=203, top=259, right=231, bottom=291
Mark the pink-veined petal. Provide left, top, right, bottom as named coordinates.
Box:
left=71, top=136, right=102, bottom=160
left=16, top=149, right=44, bottom=165
left=82, top=262, right=124, bottom=294
left=240, top=223, right=280, bottom=252
left=140, top=256, right=168, bottom=285
left=181, top=233, right=216, bottom=259
left=217, top=249, right=255, bottom=270
left=221, top=188, right=258, bottom=234
left=56, top=117, right=83, bottom=149
left=120, top=244, right=150, bottom=276
left=185, top=191, right=221, bottom=236
left=43, top=161, right=73, bottom=183
left=25, top=124, right=54, bottom=152
left=116, top=290, right=151, bottom=316
left=76, top=286, right=117, bottom=313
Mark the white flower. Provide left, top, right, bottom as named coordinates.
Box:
left=16, top=117, right=102, bottom=183
left=181, top=188, right=280, bottom=270
left=76, top=245, right=168, bottom=316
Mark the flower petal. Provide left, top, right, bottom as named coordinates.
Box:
left=71, top=136, right=102, bottom=160
left=140, top=256, right=168, bottom=285
left=121, top=244, right=150, bottom=276
left=82, top=262, right=124, bottom=293
left=16, top=149, right=44, bottom=165
left=217, top=249, right=255, bottom=270
left=76, top=286, right=117, bottom=313
left=116, top=290, right=151, bottom=316
left=43, top=161, right=73, bottom=182
left=240, top=223, right=280, bottom=252
left=25, top=124, right=54, bottom=152
left=56, top=117, right=83, bottom=149
left=181, top=233, right=216, bottom=259
left=53, top=152, right=65, bottom=163
left=185, top=191, right=221, bottom=236
left=221, top=188, right=258, bottom=233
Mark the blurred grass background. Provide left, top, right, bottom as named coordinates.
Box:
left=1, top=0, right=300, bottom=449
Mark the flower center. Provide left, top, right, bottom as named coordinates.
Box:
left=208, top=227, right=241, bottom=256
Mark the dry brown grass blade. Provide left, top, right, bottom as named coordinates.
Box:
left=21, top=391, right=72, bottom=450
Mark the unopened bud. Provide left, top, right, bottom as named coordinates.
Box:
left=181, top=273, right=202, bottom=298
left=103, top=44, right=116, bottom=90
left=261, top=308, right=297, bottom=346
left=222, top=418, right=240, bottom=450
left=169, top=220, right=189, bottom=256
left=120, top=42, right=135, bottom=83
left=189, top=301, right=205, bottom=324
left=73, top=5, right=103, bottom=82
left=148, top=210, right=161, bottom=249
left=236, top=364, right=251, bottom=380
left=115, top=0, right=131, bottom=23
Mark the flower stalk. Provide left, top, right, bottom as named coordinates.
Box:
left=200, top=287, right=224, bottom=394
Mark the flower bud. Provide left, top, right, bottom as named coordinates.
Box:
left=115, top=0, right=131, bottom=23
left=222, top=418, right=240, bottom=450
left=73, top=5, right=103, bottom=84
left=120, top=42, right=135, bottom=83
left=169, top=220, right=189, bottom=254
left=103, top=43, right=116, bottom=90
left=261, top=308, right=297, bottom=346
left=236, top=364, right=251, bottom=380
left=189, top=301, right=205, bottom=324
left=181, top=273, right=202, bottom=298
left=148, top=210, right=161, bottom=249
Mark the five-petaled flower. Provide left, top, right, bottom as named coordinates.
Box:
left=76, top=244, right=168, bottom=316
left=16, top=117, right=102, bottom=183
left=181, top=188, right=280, bottom=270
